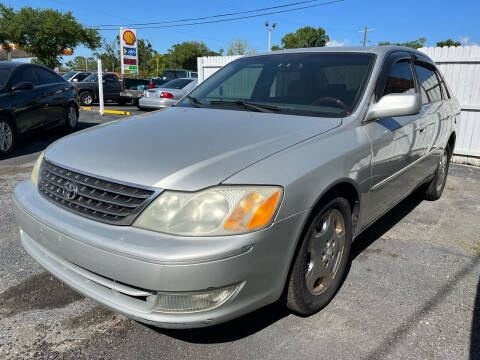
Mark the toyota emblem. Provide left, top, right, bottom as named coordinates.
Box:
left=63, top=181, right=78, bottom=200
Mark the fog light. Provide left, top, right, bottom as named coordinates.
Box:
left=153, top=284, right=239, bottom=313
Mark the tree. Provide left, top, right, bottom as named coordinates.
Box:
left=379, top=37, right=427, bottom=49
left=93, top=38, right=120, bottom=73
left=137, top=39, right=155, bottom=76
left=280, top=26, right=329, bottom=49
left=65, top=56, right=96, bottom=71
left=271, top=45, right=282, bottom=51
left=436, top=39, right=461, bottom=47
left=0, top=4, right=101, bottom=68
left=226, top=39, right=256, bottom=55
left=164, top=41, right=219, bottom=70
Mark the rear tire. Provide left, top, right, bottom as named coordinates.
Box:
left=422, top=145, right=450, bottom=201
left=117, top=99, right=128, bottom=105
left=0, top=117, right=15, bottom=155
left=284, top=194, right=352, bottom=316
left=79, top=92, right=94, bottom=106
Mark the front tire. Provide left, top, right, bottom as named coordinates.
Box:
left=64, top=104, right=78, bottom=131
left=422, top=145, right=450, bottom=201
left=0, top=117, right=15, bottom=155
left=284, top=195, right=352, bottom=316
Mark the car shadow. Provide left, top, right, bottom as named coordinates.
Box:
left=471, top=277, right=480, bottom=359
left=148, top=193, right=424, bottom=344
left=2, top=122, right=98, bottom=161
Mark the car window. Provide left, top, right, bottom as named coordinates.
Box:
left=105, top=75, right=116, bottom=83
left=62, top=71, right=76, bottom=80
left=436, top=71, right=450, bottom=99
left=179, top=53, right=375, bottom=118
left=382, top=60, right=415, bottom=97
left=162, top=79, right=194, bottom=89
left=83, top=73, right=98, bottom=82
left=35, top=67, right=62, bottom=85
left=414, top=63, right=442, bottom=104
left=0, top=68, right=12, bottom=88
left=11, top=67, right=39, bottom=86
left=191, top=72, right=198, bottom=78
left=76, top=73, right=90, bottom=82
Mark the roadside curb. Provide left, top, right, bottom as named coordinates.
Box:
left=80, top=107, right=131, bottom=116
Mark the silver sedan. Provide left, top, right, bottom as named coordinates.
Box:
left=13, top=46, right=459, bottom=329
left=138, top=78, right=197, bottom=109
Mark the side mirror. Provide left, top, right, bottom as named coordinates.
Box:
left=11, top=81, right=34, bottom=92
left=365, top=93, right=421, bottom=122
left=72, top=78, right=78, bottom=82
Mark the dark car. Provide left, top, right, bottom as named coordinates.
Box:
left=0, top=62, right=79, bottom=155
left=75, top=72, right=129, bottom=106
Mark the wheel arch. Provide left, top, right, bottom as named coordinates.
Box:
left=447, top=131, right=456, bottom=158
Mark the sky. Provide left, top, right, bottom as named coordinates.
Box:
left=4, top=0, right=480, bottom=62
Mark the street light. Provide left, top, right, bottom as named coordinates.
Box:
left=265, top=21, right=277, bottom=52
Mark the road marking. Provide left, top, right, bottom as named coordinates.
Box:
left=80, top=107, right=131, bottom=116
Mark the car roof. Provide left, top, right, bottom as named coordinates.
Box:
left=242, top=45, right=431, bottom=61
left=0, top=61, right=28, bottom=69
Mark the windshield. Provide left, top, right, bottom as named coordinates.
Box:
left=177, top=52, right=375, bottom=117
left=82, top=73, right=98, bottom=82
left=0, top=68, right=11, bottom=88
left=62, top=71, right=76, bottom=80
left=161, top=79, right=193, bottom=89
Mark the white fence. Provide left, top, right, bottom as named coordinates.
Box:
left=198, top=46, right=480, bottom=165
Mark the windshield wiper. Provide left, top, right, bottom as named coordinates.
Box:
left=186, top=95, right=206, bottom=108
left=209, top=100, right=281, bottom=113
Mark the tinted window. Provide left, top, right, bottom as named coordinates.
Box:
left=436, top=71, right=450, bottom=99
left=0, top=68, right=12, bottom=88
left=11, top=67, right=38, bottom=86
left=162, top=78, right=193, bottom=89
left=62, top=71, right=77, bottom=80
left=414, top=63, right=442, bottom=104
left=75, top=73, right=90, bottom=82
left=105, top=75, right=116, bottom=83
left=35, top=67, right=61, bottom=85
left=83, top=73, right=98, bottom=82
left=383, top=60, right=415, bottom=96
left=179, top=53, right=375, bottom=117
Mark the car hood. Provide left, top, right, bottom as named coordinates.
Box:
left=45, top=107, right=341, bottom=191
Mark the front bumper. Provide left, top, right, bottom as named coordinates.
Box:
left=13, top=180, right=308, bottom=328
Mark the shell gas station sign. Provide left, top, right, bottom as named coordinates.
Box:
left=120, top=28, right=138, bottom=75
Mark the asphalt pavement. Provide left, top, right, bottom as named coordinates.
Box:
left=0, top=110, right=479, bottom=360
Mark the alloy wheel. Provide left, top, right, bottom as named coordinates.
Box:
left=305, top=208, right=346, bottom=295
left=0, top=120, right=13, bottom=153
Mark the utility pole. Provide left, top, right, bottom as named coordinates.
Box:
left=156, top=57, right=159, bottom=77
left=358, top=26, right=375, bottom=46
left=265, top=21, right=277, bottom=52
left=85, top=57, right=88, bottom=71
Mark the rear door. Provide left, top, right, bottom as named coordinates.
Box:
left=9, top=66, right=43, bottom=133
left=34, top=66, right=67, bottom=124
left=363, top=52, right=420, bottom=222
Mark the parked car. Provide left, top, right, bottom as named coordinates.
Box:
left=158, top=69, right=198, bottom=81
left=0, top=62, right=79, bottom=155
left=120, top=77, right=168, bottom=106
left=13, top=47, right=459, bottom=328
left=138, top=78, right=198, bottom=109
left=62, top=70, right=93, bottom=83
left=75, top=72, right=129, bottom=106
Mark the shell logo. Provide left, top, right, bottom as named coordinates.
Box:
left=123, top=30, right=136, bottom=46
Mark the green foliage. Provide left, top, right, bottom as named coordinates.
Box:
left=0, top=4, right=101, bottom=68
left=379, top=37, right=427, bottom=49
left=226, top=39, right=256, bottom=56
left=65, top=56, right=96, bottom=71
left=436, top=39, right=461, bottom=47
left=93, top=37, right=120, bottom=73
left=137, top=39, right=155, bottom=76
left=164, top=41, right=219, bottom=70
left=271, top=45, right=282, bottom=51
left=149, top=54, right=167, bottom=77
left=280, top=26, right=329, bottom=49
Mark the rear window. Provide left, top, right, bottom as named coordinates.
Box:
left=414, top=63, right=442, bottom=104
left=162, top=79, right=193, bottom=89
left=35, top=67, right=63, bottom=85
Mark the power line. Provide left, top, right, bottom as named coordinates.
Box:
left=92, top=0, right=345, bottom=30
left=91, top=0, right=343, bottom=28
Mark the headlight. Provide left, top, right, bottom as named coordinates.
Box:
left=134, top=186, right=282, bottom=236
left=30, top=151, right=44, bottom=187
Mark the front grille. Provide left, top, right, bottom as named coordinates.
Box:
left=38, top=160, right=157, bottom=225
